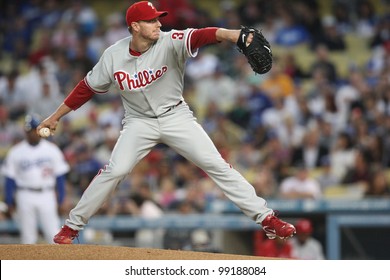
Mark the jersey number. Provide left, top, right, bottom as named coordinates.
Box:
left=42, top=167, right=54, bottom=177
left=172, top=32, right=184, bottom=40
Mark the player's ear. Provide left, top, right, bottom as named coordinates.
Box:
left=131, top=22, right=139, bottom=33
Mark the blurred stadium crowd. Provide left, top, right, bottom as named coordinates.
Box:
left=0, top=0, right=390, bottom=246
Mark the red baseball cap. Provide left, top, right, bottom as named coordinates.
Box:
left=295, top=219, right=313, bottom=235
left=126, top=1, right=168, bottom=26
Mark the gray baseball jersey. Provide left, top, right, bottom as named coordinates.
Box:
left=85, top=29, right=196, bottom=117
left=66, top=28, right=272, bottom=231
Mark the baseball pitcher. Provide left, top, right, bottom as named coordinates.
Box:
left=37, top=1, right=295, bottom=244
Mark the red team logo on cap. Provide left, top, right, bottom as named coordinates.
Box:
left=126, top=1, right=168, bottom=26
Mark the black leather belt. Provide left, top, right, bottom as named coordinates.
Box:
left=153, top=100, right=183, bottom=118
left=18, top=187, right=54, bottom=192
left=165, top=100, right=183, bottom=113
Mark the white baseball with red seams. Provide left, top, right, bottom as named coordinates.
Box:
left=39, top=127, right=51, bottom=138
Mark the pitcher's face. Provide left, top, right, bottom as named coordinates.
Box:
left=136, top=18, right=162, bottom=42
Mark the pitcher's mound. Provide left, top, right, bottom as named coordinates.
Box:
left=0, top=244, right=275, bottom=260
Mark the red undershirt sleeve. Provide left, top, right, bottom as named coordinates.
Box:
left=190, top=27, right=219, bottom=50
left=64, top=79, right=95, bottom=110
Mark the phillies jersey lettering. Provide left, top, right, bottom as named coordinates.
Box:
left=85, top=28, right=197, bottom=118
left=114, top=66, right=168, bottom=91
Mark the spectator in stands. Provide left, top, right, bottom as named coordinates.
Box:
left=40, top=0, right=64, bottom=29
left=86, top=24, right=106, bottom=64
left=329, top=132, right=356, bottom=182
left=52, top=117, right=73, bottom=150
left=67, top=38, right=95, bottom=76
left=255, top=232, right=293, bottom=258
left=275, top=115, right=306, bottom=150
left=355, top=0, right=378, bottom=39
left=27, top=27, right=53, bottom=66
left=18, top=62, right=62, bottom=109
left=336, top=70, right=369, bottom=130
left=163, top=200, right=195, bottom=250
left=274, top=8, right=310, bottom=47
left=67, top=142, right=103, bottom=194
left=317, top=116, right=337, bottom=151
left=290, top=128, right=330, bottom=170
left=290, top=218, right=325, bottom=260
left=305, top=68, right=337, bottom=123
left=260, top=56, right=296, bottom=99
left=380, top=115, right=390, bottom=167
left=294, top=94, right=317, bottom=128
left=52, top=50, right=74, bottom=95
left=104, top=12, right=129, bottom=47
left=0, top=70, right=28, bottom=120
left=82, top=106, right=106, bottom=148
left=315, top=156, right=340, bottom=191
left=217, top=1, right=242, bottom=30
left=229, top=137, right=261, bottom=172
left=184, top=229, right=220, bottom=253
left=279, top=163, right=322, bottom=200
left=293, top=0, right=322, bottom=46
left=261, top=95, right=292, bottom=133
left=186, top=51, right=219, bottom=82
left=155, top=176, right=180, bottom=210
left=157, top=0, right=198, bottom=30
left=61, top=0, right=98, bottom=37
left=95, top=126, right=120, bottom=165
left=369, top=15, right=390, bottom=49
left=245, top=84, right=273, bottom=130
left=252, top=165, right=278, bottom=199
left=203, top=110, right=244, bottom=153
left=0, top=201, right=8, bottom=221
left=51, top=21, right=79, bottom=53
left=0, top=104, right=23, bottom=164
left=2, top=16, right=31, bottom=61
left=97, top=95, right=125, bottom=128
left=260, top=132, right=292, bottom=181
left=314, top=15, right=346, bottom=51
left=331, top=1, right=353, bottom=35
left=237, top=0, right=264, bottom=27
left=28, top=82, right=63, bottom=118
left=127, top=181, right=164, bottom=248
left=281, top=52, right=308, bottom=81
left=193, top=64, right=239, bottom=113
left=227, top=95, right=252, bottom=130
left=364, top=167, right=390, bottom=198
left=309, top=44, right=338, bottom=84
left=341, top=149, right=371, bottom=188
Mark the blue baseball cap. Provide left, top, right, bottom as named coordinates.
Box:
left=24, top=114, right=41, bottom=131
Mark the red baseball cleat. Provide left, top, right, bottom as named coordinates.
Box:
left=261, top=213, right=296, bottom=240
left=53, top=225, right=79, bottom=244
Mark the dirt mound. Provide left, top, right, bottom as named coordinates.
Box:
left=0, top=244, right=274, bottom=260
